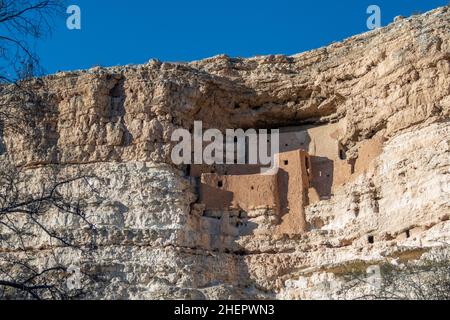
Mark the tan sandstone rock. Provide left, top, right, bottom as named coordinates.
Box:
left=0, top=6, right=449, bottom=300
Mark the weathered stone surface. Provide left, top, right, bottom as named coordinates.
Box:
left=0, top=6, right=449, bottom=299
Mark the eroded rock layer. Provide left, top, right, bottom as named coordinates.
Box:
left=0, top=7, right=449, bottom=299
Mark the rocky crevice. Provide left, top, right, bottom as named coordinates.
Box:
left=0, top=6, right=449, bottom=299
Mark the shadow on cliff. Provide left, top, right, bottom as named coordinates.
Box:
left=0, top=120, right=6, bottom=155
left=109, top=78, right=133, bottom=147
left=186, top=126, right=337, bottom=298
left=281, top=129, right=334, bottom=201
left=310, top=156, right=334, bottom=200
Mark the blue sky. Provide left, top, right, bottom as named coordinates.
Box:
left=38, top=0, right=447, bottom=74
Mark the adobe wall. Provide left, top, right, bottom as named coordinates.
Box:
left=1, top=6, right=448, bottom=300
left=191, top=163, right=262, bottom=177
left=199, top=173, right=280, bottom=213
left=198, top=149, right=310, bottom=235
left=192, top=122, right=384, bottom=235
left=276, top=150, right=310, bottom=234
left=277, top=123, right=347, bottom=201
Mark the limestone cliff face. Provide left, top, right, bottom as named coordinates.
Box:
left=0, top=7, right=449, bottom=299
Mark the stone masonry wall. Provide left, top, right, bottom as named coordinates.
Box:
left=0, top=6, right=449, bottom=299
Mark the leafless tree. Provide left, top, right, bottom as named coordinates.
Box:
left=338, top=247, right=450, bottom=300
left=0, top=0, right=65, bottom=82
left=0, top=1, right=102, bottom=300
left=0, top=0, right=66, bottom=158
left=0, top=0, right=65, bottom=156
left=0, top=83, right=100, bottom=299
left=0, top=161, right=99, bottom=299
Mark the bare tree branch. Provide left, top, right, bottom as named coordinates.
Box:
left=0, top=0, right=65, bottom=81
left=0, top=161, right=100, bottom=300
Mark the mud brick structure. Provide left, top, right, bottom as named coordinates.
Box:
left=190, top=122, right=386, bottom=235
left=197, top=149, right=311, bottom=234
left=1, top=6, right=448, bottom=300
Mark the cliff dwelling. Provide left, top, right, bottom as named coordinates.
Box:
left=0, top=4, right=448, bottom=301
left=188, top=122, right=384, bottom=235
